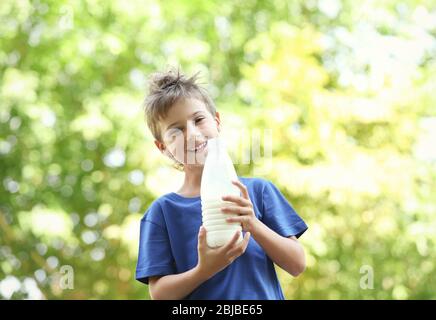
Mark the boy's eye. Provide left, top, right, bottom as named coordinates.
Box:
left=195, top=117, right=205, bottom=123
left=164, top=128, right=183, bottom=141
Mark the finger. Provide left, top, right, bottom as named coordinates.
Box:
left=198, top=226, right=207, bottom=249
left=221, top=195, right=251, bottom=207
left=219, top=229, right=242, bottom=253
left=231, top=179, right=250, bottom=200
left=227, top=232, right=251, bottom=258
left=221, top=206, right=252, bottom=215
left=226, top=216, right=248, bottom=224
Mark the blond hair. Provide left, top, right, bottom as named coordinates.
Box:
left=143, top=67, right=216, bottom=142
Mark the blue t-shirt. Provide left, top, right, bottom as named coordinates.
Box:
left=135, top=177, right=308, bottom=300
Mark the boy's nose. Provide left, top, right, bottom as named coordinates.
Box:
left=186, top=120, right=201, bottom=142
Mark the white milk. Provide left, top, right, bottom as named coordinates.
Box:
left=200, top=137, right=243, bottom=248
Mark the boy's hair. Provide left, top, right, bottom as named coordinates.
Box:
left=143, top=67, right=217, bottom=142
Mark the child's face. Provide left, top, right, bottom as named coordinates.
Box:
left=155, top=97, right=221, bottom=167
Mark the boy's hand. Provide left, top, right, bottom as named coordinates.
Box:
left=196, top=226, right=250, bottom=280
left=221, top=180, right=260, bottom=234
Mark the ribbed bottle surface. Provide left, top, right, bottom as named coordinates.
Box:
left=200, top=137, right=242, bottom=248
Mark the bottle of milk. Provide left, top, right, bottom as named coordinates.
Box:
left=200, top=136, right=243, bottom=248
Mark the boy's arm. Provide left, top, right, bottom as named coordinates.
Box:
left=250, top=221, right=306, bottom=277
left=222, top=180, right=306, bottom=277
left=148, top=265, right=209, bottom=300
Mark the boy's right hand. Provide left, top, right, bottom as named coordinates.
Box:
left=196, top=226, right=251, bottom=280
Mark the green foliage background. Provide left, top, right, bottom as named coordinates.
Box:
left=1, top=0, right=435, bottom=299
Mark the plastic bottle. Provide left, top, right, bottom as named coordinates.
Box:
left=200, top=136, right=243, bottom=248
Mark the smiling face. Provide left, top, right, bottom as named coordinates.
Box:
left=155, top=97, right=221, bottom=168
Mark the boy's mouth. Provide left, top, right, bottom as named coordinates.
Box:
left=187, top=140, right=208, bottom=153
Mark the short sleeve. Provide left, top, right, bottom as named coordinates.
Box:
left=135, top=202, right=176, bottom=285
left=261, top=180, right=308, bottom=239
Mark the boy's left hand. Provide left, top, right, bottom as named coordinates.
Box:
left=221, top=179, right=260, bottom=234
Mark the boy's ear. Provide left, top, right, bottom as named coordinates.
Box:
left=215, top=111, right=221, bottom=132
left=154, top=140, right=166, bottom=154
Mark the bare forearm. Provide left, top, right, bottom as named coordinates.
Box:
left=151, top=265, right=210, bottom=300
left=251, top=220, right=306, bottom=276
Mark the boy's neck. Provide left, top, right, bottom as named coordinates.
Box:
left=177, top=165, right=204, bottom=197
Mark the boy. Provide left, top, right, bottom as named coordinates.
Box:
left=136, top=68, right=308, bottom=300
